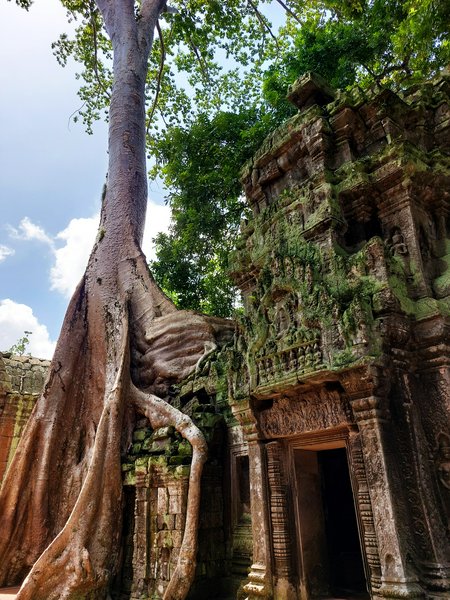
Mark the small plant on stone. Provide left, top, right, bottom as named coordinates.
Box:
left=8, top=331, right=32, bottom=356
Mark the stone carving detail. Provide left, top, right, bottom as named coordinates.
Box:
left=256, top=337, right=322, bottom=388
left=259, top=388, right=349, bottom=438
left=266, top=442, right=294, bottom=581
left=389, top=227, right=409, bottom=256
left=436, top=432, right=450, bottom=491
left=347, top=435, right=382, bottom=593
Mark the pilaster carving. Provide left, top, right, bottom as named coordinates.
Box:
left=351, top=394, right=424, bottom=599
left=243, top=441, right=273, bottom=600
left=266, top=442, right=295, bottom=586
left=347, top=433, right=382, bottom=593
left=130, top=477, right=150, bottom=599
left=230, top=396, right=260, bottom=443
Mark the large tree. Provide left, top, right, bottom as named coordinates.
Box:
left=0, top=1, right=289, bottom=599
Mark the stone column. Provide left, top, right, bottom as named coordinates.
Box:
left=350, top=395, right=424, bottom=599
left=231, top=398, right=273, bottom=600
left=399, top=362, right=450, bottom=593
left=266, top=441, right=297, bottom=600
left=130, top=461, right=151, bottom=599
left=347, top=432, right=383, bottom=595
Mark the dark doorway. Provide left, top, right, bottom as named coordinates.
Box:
left=294, top=447, right=368, bottom=599
left=319, top=448, right=367, bottom=598
left=112, top=486, right=135, bottom=599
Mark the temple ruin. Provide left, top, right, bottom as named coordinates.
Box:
left=1, top=72, right=449, bottom=599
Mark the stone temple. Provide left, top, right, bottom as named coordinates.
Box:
left=1, top=73, right=449, bottom=599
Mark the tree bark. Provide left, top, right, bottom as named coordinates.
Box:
left=0, top=1, right=232, bottom=598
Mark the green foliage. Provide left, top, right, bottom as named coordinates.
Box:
left=8, top=331, right=32, bottom=356
left=264, top=0, right=450, bottom=106
left=150, top=1, right=449, bottom=316
left=150, top=107, right=278, bottom=316
left=48, top=0, right=281, bottom=134
left=12, top=0, right=32, bottom=8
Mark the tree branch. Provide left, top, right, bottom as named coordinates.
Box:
left=146, top=20, right=166, bottom=136
left=274, top=0, right=303, bottom=25
left=140, top=0, right=167, bottom=33
left=95, top=0, right=135, bottom=42
left=247, top=0, right=279, bottom=49
left=89, top=1, right=111, bottom=99
left=187, top=36, right=211, bottom=83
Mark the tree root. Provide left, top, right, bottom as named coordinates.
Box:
left=14, top=312, right=131, bottom=600
left=0, top=249, right=231, bottom=600
left=131, top=385, right=208, bottom=600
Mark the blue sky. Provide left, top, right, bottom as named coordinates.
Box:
left=0, top=0, right=171, bottom=357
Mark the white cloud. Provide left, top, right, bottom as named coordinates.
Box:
left=49, top=199, right=171, bottom=298
left=7, top=199, right=172, bottom=303
left=9, top=217, right=54, bottom=248
left=0, top=299, right=56, bottom=360
left=143, top=199, right=172, bottom=261
left=50, top=215, right=99, bottom=298
left=0, top=245, right=14, bottom=262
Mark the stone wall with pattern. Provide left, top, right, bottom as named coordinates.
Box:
left=0, top=352, right=50, bottom=484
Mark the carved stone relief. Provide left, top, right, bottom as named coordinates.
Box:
left=258, top=388, right=350, bottom=438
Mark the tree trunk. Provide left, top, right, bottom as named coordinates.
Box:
left=0, top=2, right=232, bottom=598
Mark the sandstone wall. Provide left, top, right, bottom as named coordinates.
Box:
left=0, top=353, right=50, bottom=484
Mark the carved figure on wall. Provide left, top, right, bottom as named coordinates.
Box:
left=436, top=433, right=450, bottom=491
left=275, top=305, right=290, bottom=337
left=389, top=227, right=409, bottom=257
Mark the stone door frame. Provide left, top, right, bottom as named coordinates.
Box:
left=285, top=426, right=374, bottom=600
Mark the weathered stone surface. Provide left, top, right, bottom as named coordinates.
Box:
left=0, top=353, right=50, bottom=484
left=230, top=72, right=450, bottom=600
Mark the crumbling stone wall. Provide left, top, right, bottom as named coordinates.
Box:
left=119, top=378, right=232, bottom=600
left=0, top=352, right=50, bottom=484
left=228, top=71, right=450, bottom=599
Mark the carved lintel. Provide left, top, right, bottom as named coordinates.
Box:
left=258, top=388, right=349, bottom=438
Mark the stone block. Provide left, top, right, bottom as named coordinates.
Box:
left=170, top=529, right=183, bottom=548
left=175, top=513, right=186, bottom=530
left=156, top=530, right=173, bottom=548
left=168, top=492, right=183, bottom=514
left=157, top=487, right=168, bottom=513
left=152, top=426, right=175, bottom=440
left=157, top=514, right=175, bottom=530
left=133, top=427, right=151, bottom=441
